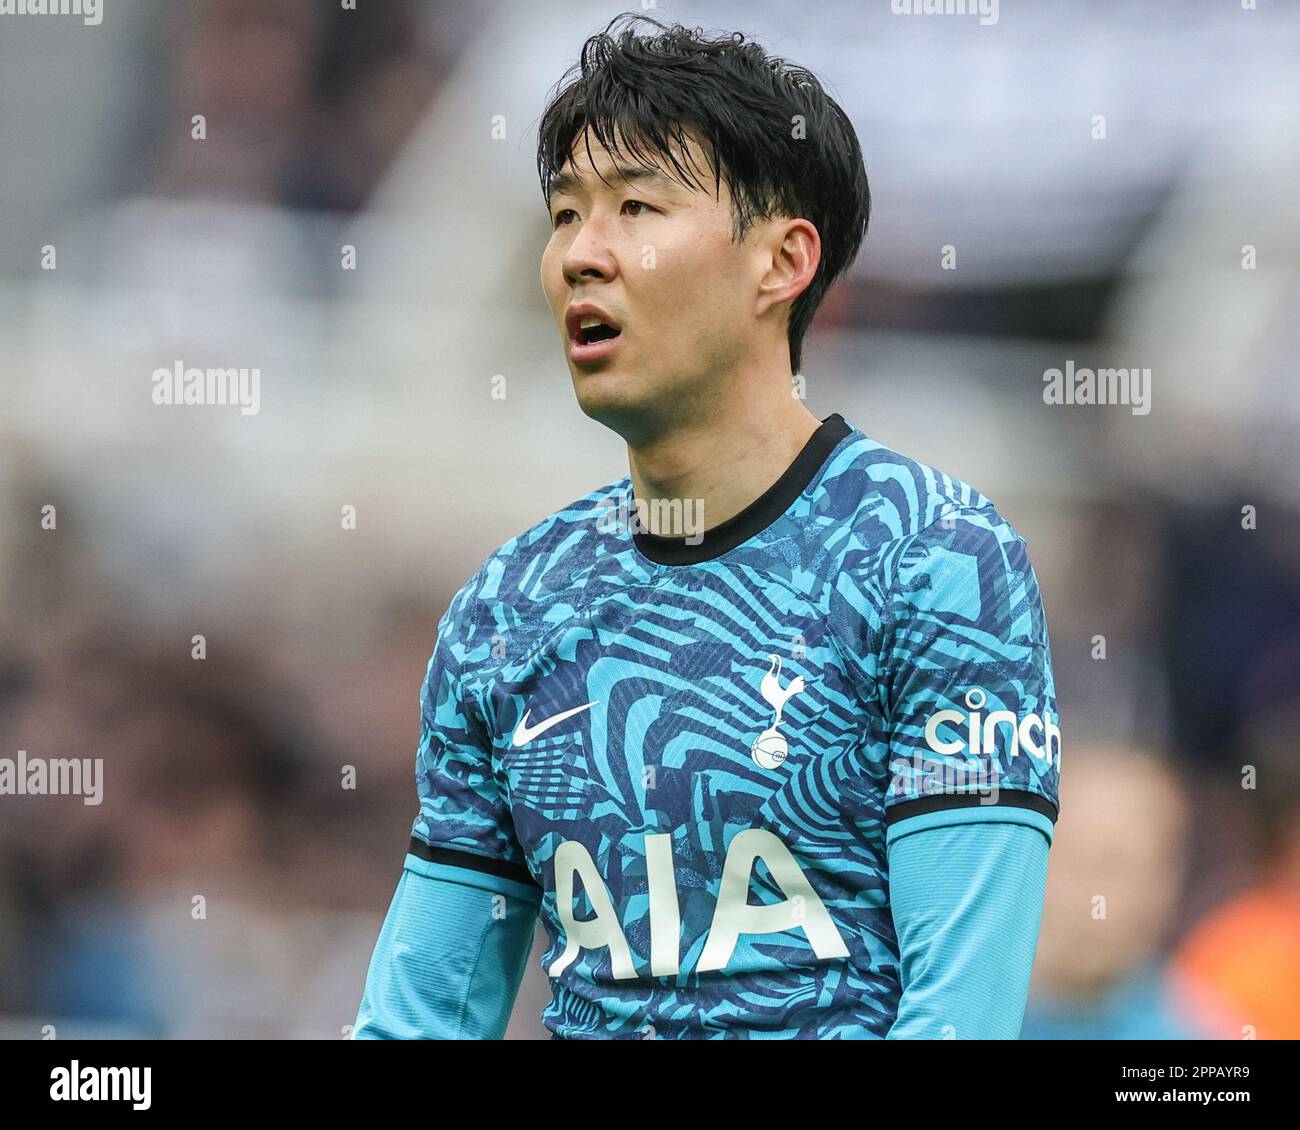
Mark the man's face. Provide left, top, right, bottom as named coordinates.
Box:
left=540, top=130, right=766, bottom=438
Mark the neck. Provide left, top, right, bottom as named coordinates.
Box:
left=626, top=391, right=822, bottom=537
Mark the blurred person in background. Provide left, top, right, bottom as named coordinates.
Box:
left=148, top=0, right=446, bottom=211
left=1022, top=742, right=1214, bottom=1039
left=1169, top=681, right=1300, bottom=1041
left=2, top=619, right=314, bottom=1037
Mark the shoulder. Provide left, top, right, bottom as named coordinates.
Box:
left=821, top=427, right=1031, bottom=592
left=434, top=474, right=629, bottom=661
left=819, top=426, right=995, bottom=541
left=820, top=428, right=1048, bottom=664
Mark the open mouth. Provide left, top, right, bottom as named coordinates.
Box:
left=576, top=322, right=621, bottom=345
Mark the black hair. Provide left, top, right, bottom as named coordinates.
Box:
left=537, top=13, right=870, bottom=375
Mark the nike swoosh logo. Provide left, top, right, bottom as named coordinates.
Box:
left=511, top=701, right=599, bottom=747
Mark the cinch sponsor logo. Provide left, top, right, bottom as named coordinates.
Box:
left=924, top=688, right=1061, bottom=766
left=50, top=1061, right=150, bottom=1110
left=0, top=0, right=102, bottom=24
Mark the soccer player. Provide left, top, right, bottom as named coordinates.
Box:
left=354, top=14, right=1060, bottom=1040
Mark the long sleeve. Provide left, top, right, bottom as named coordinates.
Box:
left=353, top=852, right=540, bottom=1039
left=886, top=820, right=1049, bottom=1039
left=851, top=505, right=1059, bottom=1037
left=355, top=569, right=541, bottom=1039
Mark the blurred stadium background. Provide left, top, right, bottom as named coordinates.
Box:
left=2, top=0, right=1298, bottom=1039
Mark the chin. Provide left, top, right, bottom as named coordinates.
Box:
left=570, top=368, right=665, bottom=439
left=571, top=367, right=635, bottom=415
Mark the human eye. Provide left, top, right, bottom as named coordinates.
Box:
left=621, top=199, right=653, bottom=217
left=552, top=207, right=578, bottom=228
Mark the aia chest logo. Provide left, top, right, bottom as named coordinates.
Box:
left=750, top=654, right=809, bottom=770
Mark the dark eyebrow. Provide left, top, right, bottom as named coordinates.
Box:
left=548, top=165, right=681, bottom=203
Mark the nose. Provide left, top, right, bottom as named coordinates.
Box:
left=561, top=216, right=618, bottom=288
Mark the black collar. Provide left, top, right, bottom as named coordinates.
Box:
left=631, top=413, right=853, bottom=566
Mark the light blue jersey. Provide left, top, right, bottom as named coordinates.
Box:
left=410, top=413, right=1060, bottom=1038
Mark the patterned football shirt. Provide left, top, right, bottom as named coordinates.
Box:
left=411, top=413, right=1060, bottom=1038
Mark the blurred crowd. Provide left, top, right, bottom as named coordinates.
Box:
left=1, top=0, right=1298, bottom=1039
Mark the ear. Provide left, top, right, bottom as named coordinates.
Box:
left=755, top=218, right=821, bottom=318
